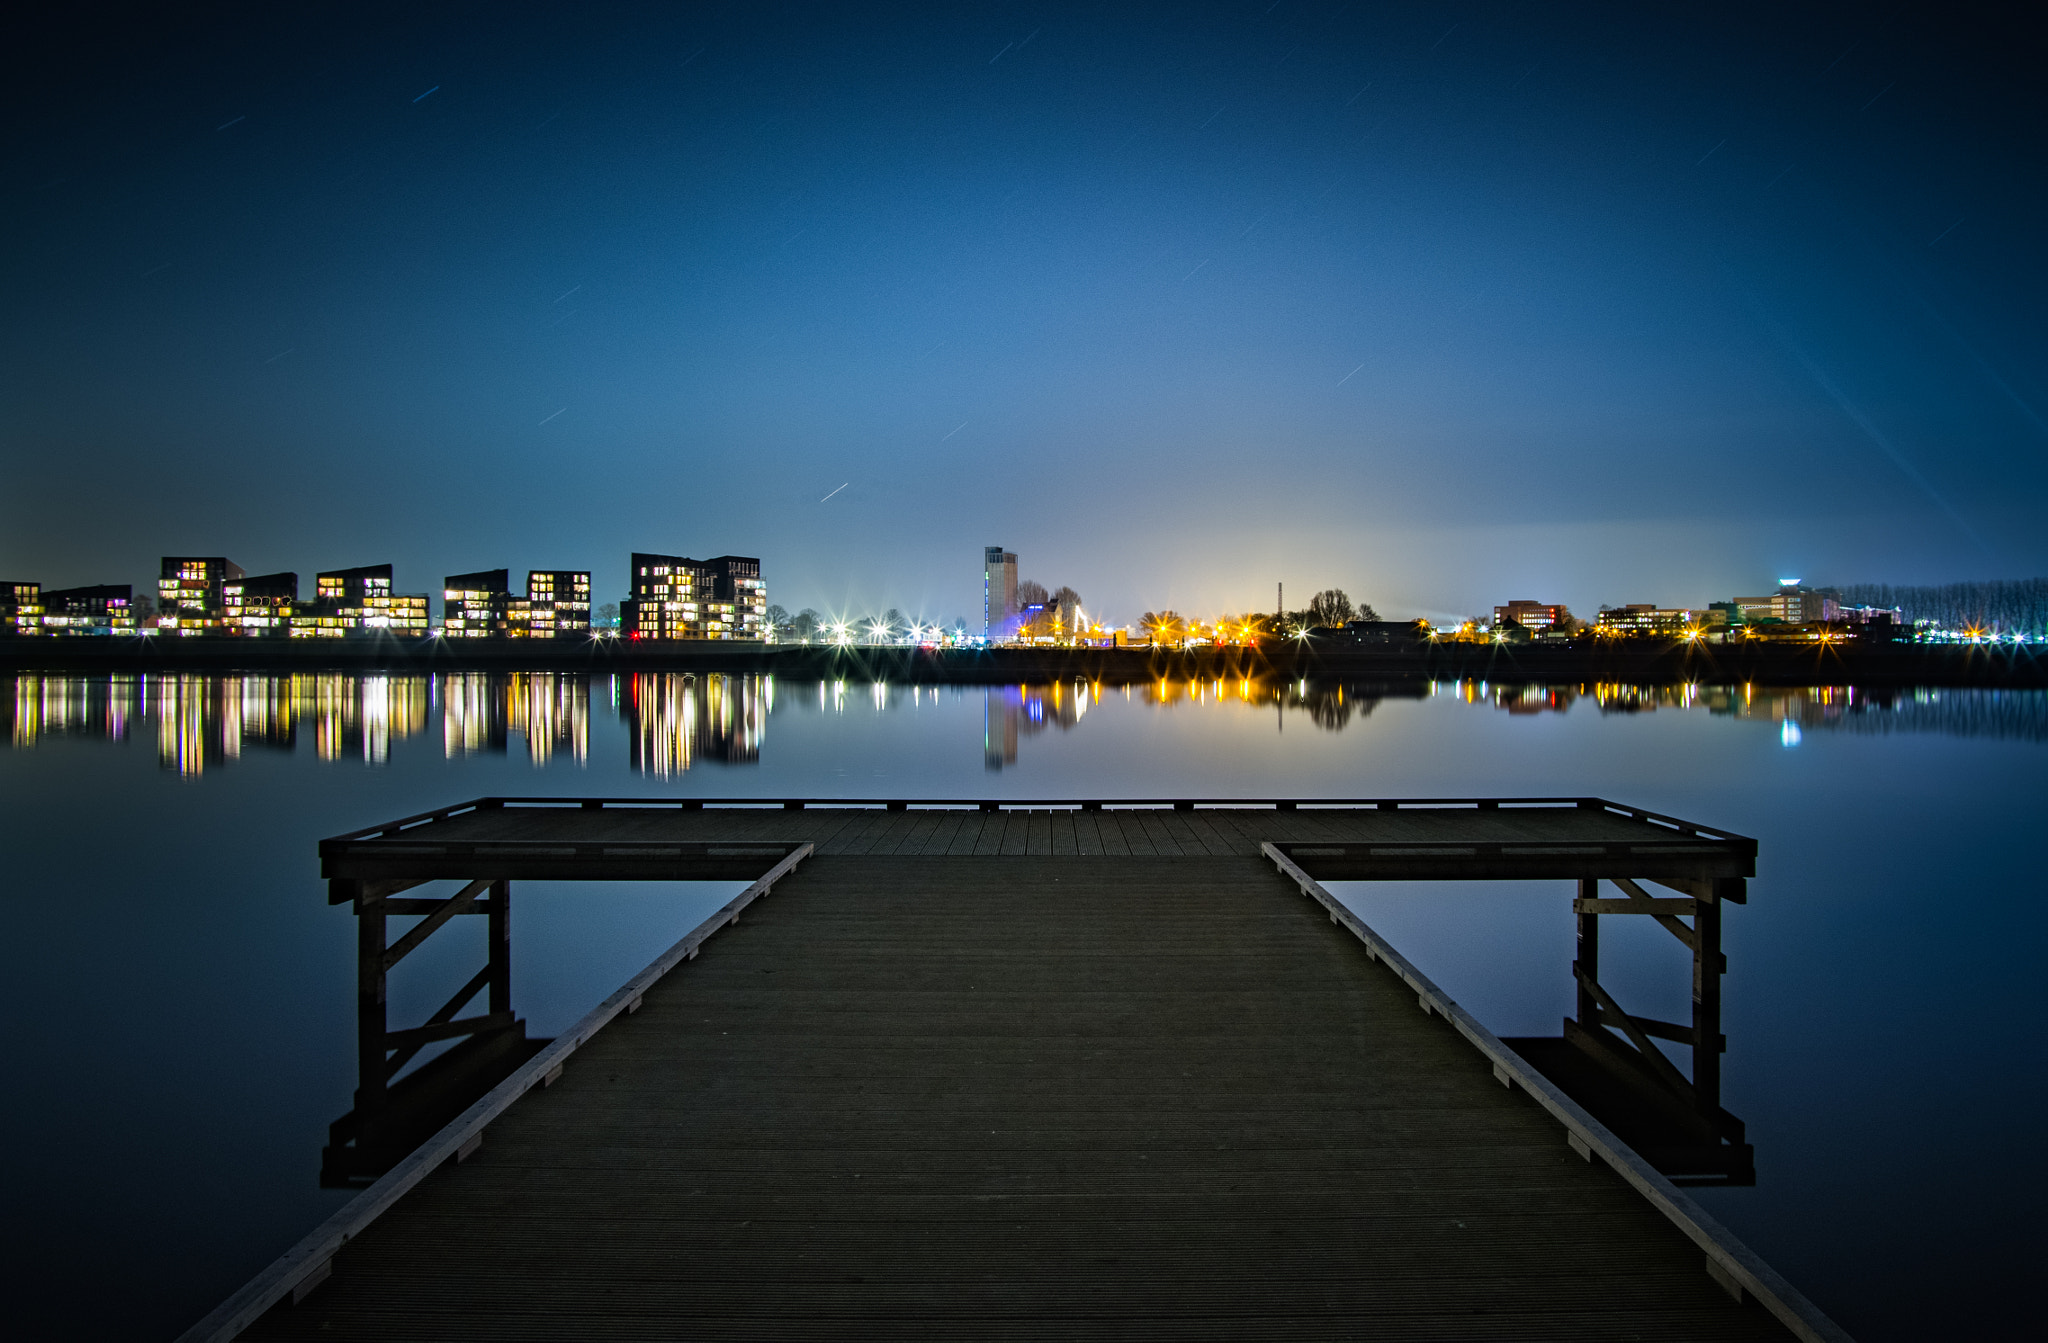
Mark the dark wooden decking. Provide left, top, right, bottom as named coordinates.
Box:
left=191, top=801, right=1845, bottom=1342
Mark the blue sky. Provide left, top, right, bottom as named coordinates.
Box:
left=3, top=1, right=2043, bottom=625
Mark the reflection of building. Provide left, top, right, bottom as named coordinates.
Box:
left=442, top=673, right=507, bottom=753
left=984, top=547, right=1018, bottom=641
left=160, top=557, right=244, bottom=633
left=131, top=672, right=430, bottom=773
left=624, top=673, right=766, bottom=775
left=983, top=687, right=1020, bottom=769
left=443, top=673, right=590, bottom=763
left=2, top=581, right=45, bottom=635
left=293, top=565, right=430, bottom=637
left=222, top=573, right=297, bottom=635
left=5, top=674, right=140, bottom=746
left=984, top=682, right=1095, bottom=769
left=623, top=554, right=765, bottom=641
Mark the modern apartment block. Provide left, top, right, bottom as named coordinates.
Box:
left=222, top=572, right=298, bottom=635
left=1592, top=604, right=1724, bottom=636
left=291, top=564, right=429, bottom=637
left=1493, top=600, right=1571, bottom=632
left=1, top=581, right=43, bottom=635
left=159, top=557, right=245, bottom=633
left=42, top=584, right=136, bottom=635
left=443, top=568, right=593, bottom=638
left=984, top=546, right=1018, bottom=641
left=513, top=570, right=593, bottom=638
left=1732, top=582, right=1840, bottom=626
left=622, top=553, right=764, bottom=641
left=444, top=569, right=512, bottom=637
left=623, top=553, right=709, bottom=640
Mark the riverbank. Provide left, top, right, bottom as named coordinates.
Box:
left=2, top=636, right=2041, bottom=687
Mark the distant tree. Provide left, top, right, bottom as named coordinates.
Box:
left=881, top=608, right=907, bottom=643
left=131, top=592, right=158, bottom=624
left=1015, top=579, right=1049, bottom=610
left=1354, top=601, right=1380, bottom=623
left=1050, top=586, right=1083, bottom=630
left=792, top=608, right=823, bottom=641
left=595, top=601, right=619, bottom=630
left=1307, top=589, right=1355, bottom=627
left=764, top=603, right=790, bottom=637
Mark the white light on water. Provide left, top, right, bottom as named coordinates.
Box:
left=1781, top=720, right=1802, bottom=748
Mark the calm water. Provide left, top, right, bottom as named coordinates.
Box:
left=3, top=672, right=2043, bottom=1341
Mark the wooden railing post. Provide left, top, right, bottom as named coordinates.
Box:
left=355, top=883, right=388, bottom=1120
left=1694, top=878, right=1735, bottom=1119
left=488, top=880, right=511, bottom=1016
left=1575, top=877, right=1600, bottom=1032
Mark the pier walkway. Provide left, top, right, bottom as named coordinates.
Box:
left=188, top=799, right=1847, bottom=1342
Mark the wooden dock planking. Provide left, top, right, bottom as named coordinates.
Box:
left=187, top=800, right=1850, bottom=1340
left=241, top=853, right=1794, bottom=1341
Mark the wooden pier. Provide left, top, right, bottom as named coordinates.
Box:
left=186, top=798, right=1849, bottom=1342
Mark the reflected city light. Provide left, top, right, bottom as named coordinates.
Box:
left=3, top=674, right=2040, bottom=781
left=623, top=672, right=765, bottom=777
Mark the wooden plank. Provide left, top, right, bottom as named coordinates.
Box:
left=922, top=811, right=967, bottom=856
left=998, top=812, right=1030, bottom=857
left=1136, top=810, right=1186, bottom=857
left=1050, top=811, right=1078, bottom=856
left=1096, top=811, right=1133, bottom=857
left=889, top=811, right=943, bottom=857
left=944, top=812, right=985, bottom=857
left=1110, top=811, right=1154, bottom=856
left=1027, top=810, right=1054, bottom=857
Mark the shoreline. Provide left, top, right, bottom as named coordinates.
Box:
left=2, top=637, right=2042, bottom=687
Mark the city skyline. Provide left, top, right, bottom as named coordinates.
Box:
left=4, top=3, right=2045, bottom=624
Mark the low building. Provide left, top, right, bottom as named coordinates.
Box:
left=1, top=581, right=44, bottom=635
left=292, top=564, right=428, bottom=637
left=1732, top=582, right=1840, bottom=627
left=1493, top=600, right=1571, bottom=633
left=1593, top=606, right=1728, bottom=638
left=159, top=557, right=245, bottom=634
left=511, top=570, right=592, bottom=638
left=223, top=573, right=298, bottom=636
left=622, top=553, right=764, bottom=641
left=42, top=584, right=136, bottom=635
left=444, top=569, right=511, bottom=637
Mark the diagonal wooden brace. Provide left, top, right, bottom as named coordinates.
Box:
left=382, top=878, right=493, bottom=971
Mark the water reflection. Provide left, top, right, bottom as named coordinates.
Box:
left=5, top=673, right=2044, bottom=778
left=622, top=673, right=766, bottom=776
left=444, top=673, right=591, bottom=765
left=1478, top=681, right=2048, bottom=742
left=5, top=672, right=432, bottom=773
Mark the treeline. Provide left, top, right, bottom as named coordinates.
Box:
left=1838, top=579, right=2048, bottom=634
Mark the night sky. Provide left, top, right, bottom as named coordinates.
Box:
left=4, top=1, right=2044, bottom=626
